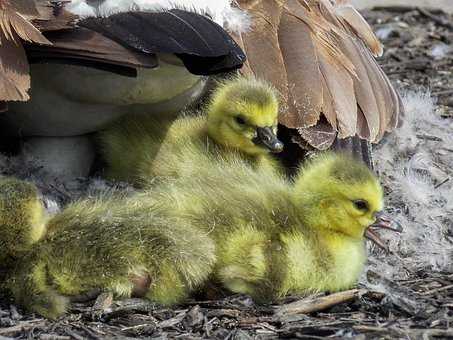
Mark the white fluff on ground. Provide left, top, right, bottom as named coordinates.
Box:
left=365, top=90, right=453, bottom=291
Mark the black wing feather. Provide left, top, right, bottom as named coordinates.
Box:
left=80, top=9, right=246, bottom=75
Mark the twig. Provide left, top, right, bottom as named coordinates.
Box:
left=92, top=292, right=113, bottom=312
left=416, top=7, right=453, bottom=30
left=434, top=178, right=450, bottom=189
left=372, top=5, right=444, bottom=14
left=239, top=317, right=274, bottom=327
left=353, top=325, right=393, bottom=333
left=433, top=89, right=453, bottom=97
left=121, top=324, right=155, bottom=332
left=158, top=311, right=187, bottom=329
left=64, top=329, right=85, bottom=340
left=100, top=300, right=157, bottom=321
left=381, top=60, right=429, bottom=70
left=416, top=134, right=443, bottom=142
left=0, top=320, right=46, bottom=336
left=39, top=335, right=71, bottom=340
left=372, top=6, right=419, bottom=12
left=274, top=289, right=366, bottom=317
left=421, top=284, right=453, bottom=296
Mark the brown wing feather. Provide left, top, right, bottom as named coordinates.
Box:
left=10, top=0, right=40, bottom=18
left=236, top=0, right=289, bottom=113
left=0, top=30, right=30, bottom=101
left=320, top=73, right=337, bottom=129
left=333, top=0, right=383, bottom=57
left=373, top=52, right=402, bottom=132
left=297, top=119, right=337, bottom=150
left=340, top=38, right=380, bottom=140
left=278, top=0, right=323, bottom=128
left=0, top=0, right=51, bottom=101
left=31, top=1, right=78, bottom=32
left=356, top=106, right=371, bottom=140
left=26, top=28, right=158, bottom=69
left=318, top=48, right=357, bottom=138
left=0, top=1, right=49, bottom=44
left=234, top=0, right=403, bottom=148
left=356, top=44, right=394, bottom=141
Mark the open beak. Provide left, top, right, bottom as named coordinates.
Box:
left=253, top=127, right=284, bottom=153
left=365, top=212, right=403, bottom=252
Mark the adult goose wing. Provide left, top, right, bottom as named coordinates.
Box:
left=235, top=0, right=403, bottom=151
left=79, top=9, right=246, bottom=75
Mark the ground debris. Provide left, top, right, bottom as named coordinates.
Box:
left=274, top=289, right=367, bottom=318
left=363, top=6, right=453, bottom=118
left=1, top=274, right=452, bottom=339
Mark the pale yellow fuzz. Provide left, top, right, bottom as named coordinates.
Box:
left=217, top=226, right=268, bottom=294
left=51, top=271, right=83, bottom=296
left=146, top=263, right=188, bottom=305
left=0, top=177, right=48, bottom=260
left=27, top=200, right=47, bottom=244
left=282, top=232, right=366, bottom=295
left=111, top=280, right=134, bottom=298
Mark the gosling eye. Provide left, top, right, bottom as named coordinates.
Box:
left=353, top=199, right=369, bottom=212
left=235, top=116, right=247, bottom=126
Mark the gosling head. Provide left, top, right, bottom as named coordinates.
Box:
left=294, top=153, right=401, bottom=246
left=207, top=77, right=283, bottom=156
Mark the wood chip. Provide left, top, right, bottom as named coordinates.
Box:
left=274, top=289, right=367, bottom=317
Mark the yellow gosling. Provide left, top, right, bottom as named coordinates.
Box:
left=3, top=153, right=397, bottom=317
left=99, top=77, right=283, bottom=185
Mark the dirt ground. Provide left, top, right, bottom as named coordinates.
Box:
left=352, top=0, right=453, bottom=12
left=0, top=6, right=452, bottom=340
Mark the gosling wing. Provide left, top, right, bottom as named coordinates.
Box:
left=235, top=0, right=403, bottom=149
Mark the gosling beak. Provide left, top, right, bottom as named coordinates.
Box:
left=253, top=127, right=284, bottom=153
left=365, top=212, right=403, bottom=252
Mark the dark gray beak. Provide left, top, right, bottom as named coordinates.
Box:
left=253, top=127, right=284, bottom=153
left=365, top=212, right=403, bottom=252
